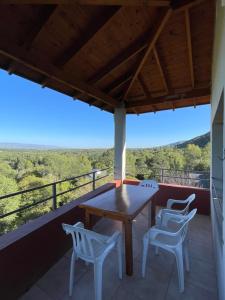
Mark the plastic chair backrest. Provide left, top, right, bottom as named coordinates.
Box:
left=176, top=208, right=197, bottom=242
left=62, top=222, right=100, bottom=260
left=183, top=194, right=195, bottom=214
left=139, top=179, right=158, bottom=189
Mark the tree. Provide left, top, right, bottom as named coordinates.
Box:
left=16, top=175, right=51, bottom=225
left=0, top=175, right=20, bottom=234
left=184, top=144, right=202, bottom=170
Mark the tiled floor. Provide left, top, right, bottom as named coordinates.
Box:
left=20, top=210, right=218, bottom=300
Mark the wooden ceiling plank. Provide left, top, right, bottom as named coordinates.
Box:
left=153, top=46, right=169, bottom=93
left=126, top=87, right=210, bottom=108
left=185, top=8, right=194, bottom=88
left=55, top=7, right=120, bottom=68
left=20, top=5, right=57, bottom=49
left=0, top=48, right=119, bottom=107
left=124, top=9, right=172, bottom=99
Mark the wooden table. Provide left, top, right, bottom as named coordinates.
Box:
left=79, top=184, right=158, bottom=276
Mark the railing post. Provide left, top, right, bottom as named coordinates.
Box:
left=161, top=169, right=164, bottom=183
left=52, top=183, right=57, bottom=210
left=92, top=171, right=96, bottom=191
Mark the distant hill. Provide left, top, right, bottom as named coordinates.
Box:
left=0, top=143, right=59, bottom=150
left=176, top=132, right=210, bottom=149
left=0, top=132, right=210, bottom=150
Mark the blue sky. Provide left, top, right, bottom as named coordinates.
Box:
left=0, top=70, right=210, bottom=148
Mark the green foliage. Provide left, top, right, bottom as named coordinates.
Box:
left=0, top=143, right=210, bottom=235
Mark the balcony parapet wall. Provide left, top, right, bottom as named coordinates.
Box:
left=123, top=179, right=210, bottom=215
left=0, top=182, right=116, bottom=300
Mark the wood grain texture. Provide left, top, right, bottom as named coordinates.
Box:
left=80, top=184, right=158, bottom=275
left=0, top=1, right=215, bottom=113
left=124, top=8, right=172, bottom=98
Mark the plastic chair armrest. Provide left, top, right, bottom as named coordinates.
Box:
left=167, top=198, right=188, bottom=209
left=148, top=227, right=178, bottom=240
left=161, top=211, right=185, bottom=227
left=161, top=208, right=183, bottom=216
left=73, top=221, right=84, bottom=228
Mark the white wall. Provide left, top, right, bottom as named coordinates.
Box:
left=211, top=2, right=225, bottom=300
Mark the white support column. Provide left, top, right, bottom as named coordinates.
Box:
left=114, top=105, right=126, bottom=181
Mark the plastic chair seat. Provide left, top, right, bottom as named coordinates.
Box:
left=62, top=222, right=122, bottom=300
left=142, top=209, right=197, bottom=293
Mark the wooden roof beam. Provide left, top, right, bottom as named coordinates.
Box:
left=0, top=48, right=119, bottom=108
left=126, top=88, right=210, bottom=108
left=138, top=74, right=151, bottom=98
left=2, top=0, right=169, bottom=5
left=185, top=8, right=194, bottom=88
left=76, top=0, right=170, bottom=6
left=153, top=46, right=169, bottom=93
left=124, top=9, right=172, bottom=99
left=171, top=0, right=205, bottom=11
left=88, top=40, right=147, bottom=85
left=138, top=74, right=158, bottom=111
left=7, top=61, right=16, bottom=75
left=55, top=7, right=120, bottom=68
left=19, top=5, right=57, bottom=49
left=128, top=97, right=209, bottom=114
left=104, top=72, right=132, bottom=94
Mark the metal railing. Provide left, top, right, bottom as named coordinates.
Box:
left=126, top=167, right=210, bottom=188
left=0, top=168, right=111, bottom=220
left=211, top=178, right=223, bottom=246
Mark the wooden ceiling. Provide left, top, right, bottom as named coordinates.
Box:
left=0, top=0, right=215, bottom=114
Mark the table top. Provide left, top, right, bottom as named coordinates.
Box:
left=79, top=184, right=158, bottom=220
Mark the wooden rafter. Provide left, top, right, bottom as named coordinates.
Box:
left=138, top=74, right=158, bottom=111
left=153, top=46, right=169, bottom=93
left=124, top=9, right=172, bottom=99
left=55, top=7, right=120, bottom=68
left=126, top=88, right=210, bottom=108
left=185, top=8, right=194, bottom=88
left=40, top=77, right=49, bottom=88
left=104, top=72, right=132, bottom=94
left=138, top=74, right=151, bottom=98
left=88, top=41, right=147, bottom=85
left=7, top=61, right=16, bottom=75
left=0, top=47, right=119, bottom=107
left=19, top=5, right=57, bottom=49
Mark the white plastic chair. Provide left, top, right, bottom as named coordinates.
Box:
left=139, top=179, right=159, bottom=189
left=62, top=222, right=122, bottom=300
left=156, top=193, right=196, bottom=226
left=142, top=209, right=197, bottom=292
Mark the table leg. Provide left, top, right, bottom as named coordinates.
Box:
left=85, top=211, right=91, bottom=229
left=148, top=202, right=152, bottom=228
left=124, top=220, right=133, bottom=276
left=151, top=201, right=156, bottom=226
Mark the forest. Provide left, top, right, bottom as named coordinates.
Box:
left=0, top=142, right=210, bottom=235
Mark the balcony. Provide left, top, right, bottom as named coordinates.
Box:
left=18, top=193, right=216, bottom=300
left=0, top=1, right=221, bottom=299
left=0, top=176, right=213, bottom=300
